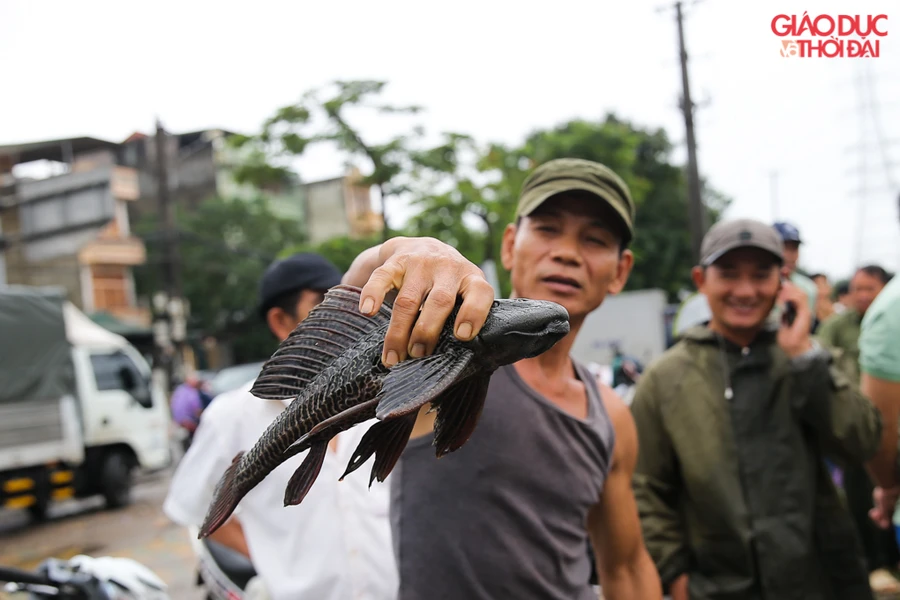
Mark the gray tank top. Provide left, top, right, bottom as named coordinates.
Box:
left=389, top=361, right=616, bottom=600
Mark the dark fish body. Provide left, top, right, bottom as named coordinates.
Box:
left=198, top=284, right=569, bottom=539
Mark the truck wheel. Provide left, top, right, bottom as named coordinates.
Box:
left=27, top=498, right=49, bottom=522
left=101, top=452, right=133, bottom=509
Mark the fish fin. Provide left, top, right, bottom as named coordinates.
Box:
left=283, top=440, right=329, bottom=507
left=306, top=398, right=379, bottom=439
left=251, top=285, right=392, bottom=400
left=198, top=451, right=245, bottom=539
left=375, top=350, right=474, bottom=421
left=432, top=373, right=491, bottom=458
left=279, top=398, right=381, bottom=463
left=370, top=413, right=418, bottom=486
left=339, top=413, right=417, bottom=484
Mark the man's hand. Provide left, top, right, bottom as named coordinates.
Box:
left=870, top=485, right=900, bottom=530
left=777, top=279, right=814, bottom=358
left=209, top=517, right=251, bottom=558
left=357, top=237, right=496, bottom=367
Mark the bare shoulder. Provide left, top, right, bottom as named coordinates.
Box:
left=597, top=382, right=638, bottom=472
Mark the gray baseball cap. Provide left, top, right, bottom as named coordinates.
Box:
left=700, top=218, right=784, bottom=267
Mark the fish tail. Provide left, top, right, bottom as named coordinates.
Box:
left=198, top=451, right=245, bottom=539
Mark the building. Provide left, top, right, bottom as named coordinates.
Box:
left=302, top=167, right=383, bottom=244
left=0, top=137, right=149, bottom=329
left=0, top=129, right=382, bottom=349
left=117, top=128, right=382, bottom=242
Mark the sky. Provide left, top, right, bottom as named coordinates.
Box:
left=1, top=0, right=898, bottom=281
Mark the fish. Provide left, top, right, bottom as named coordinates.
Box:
left=197, top=284, right=569, bottom=539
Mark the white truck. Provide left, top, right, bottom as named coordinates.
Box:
left=0, top=285, right=171, bottom=520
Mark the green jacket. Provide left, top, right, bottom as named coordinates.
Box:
left=816, top=309, right=863, bottom=387
left=631, top=325, right=882, bottom=600
left=792, top=271, right=820, bottom=322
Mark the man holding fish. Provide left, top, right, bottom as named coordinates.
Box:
left=197, top=158, right=661, bottom=598
left=343, top=158, right=662, bottom=598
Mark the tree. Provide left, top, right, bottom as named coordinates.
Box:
left=405, top=181, right=490, bottom=268
left=406, top=114, right=730, bottom=300
left=231, top=80, right=472, bottom=243
left=278, top=233, right=384, bottom=275
left=133, top=195, right=305, bottom=363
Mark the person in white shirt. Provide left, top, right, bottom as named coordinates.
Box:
left=163, top=253, right=398, bottom=600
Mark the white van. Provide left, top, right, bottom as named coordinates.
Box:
left=0, top=285, right=171, bottom=519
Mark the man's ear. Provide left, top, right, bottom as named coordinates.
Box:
left=500, top=222, right=518, bottom=272
left=266, top=306, right=290, bottom=340
left=691, top=266, right=705, bottom=292
left=607, top=249, right=635, bottom=296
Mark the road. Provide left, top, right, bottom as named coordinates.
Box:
left=2, top=466, right=897, bottom=600
left=0, top=469, right=203, bottom=599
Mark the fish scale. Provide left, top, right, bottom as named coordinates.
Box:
left=234, top=330, right=387, bottom=490
left=198, top=284, right=570, bottom=539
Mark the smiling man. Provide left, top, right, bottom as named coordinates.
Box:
left=630, top=218, right=882, bottom=600
left=343, top=158, right=661, bottom=599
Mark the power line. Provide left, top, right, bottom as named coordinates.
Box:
left=865, top=65, right=899, bottom=192
left=848, top=63, right=900, bottom=270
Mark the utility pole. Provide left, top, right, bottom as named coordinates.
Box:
left=675, top=0, right=707, bottom=263
left=152, top=119, right=187, bottom=390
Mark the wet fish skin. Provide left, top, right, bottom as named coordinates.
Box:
left=198, top=284, right=569, bottom=539
left=226, top=329, right=389, bottom=500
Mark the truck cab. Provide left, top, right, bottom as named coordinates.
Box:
left=0, top=286, right=172, bottom=519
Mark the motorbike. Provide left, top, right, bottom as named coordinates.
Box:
left=0, top=554, right=169, bottom=600
left=186, top=525, right=264, bottom=600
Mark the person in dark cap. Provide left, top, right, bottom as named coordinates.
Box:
left=256, top=252, right=344, bottom=340
left=630, top=218, right=882, bottom=600
left=342, top=157, right=660, bottom=599
left=773, top=221, right=819, bottom=327
left=164, top=253, right=398, bottom=600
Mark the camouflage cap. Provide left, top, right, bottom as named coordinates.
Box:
left=516, top=158, right=636, bottom=242
left=700, top=218, right=784, bottom=267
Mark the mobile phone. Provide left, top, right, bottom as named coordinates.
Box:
left=782, top=301, right=797, bottom=327
left=780, top=275, right=797, bottom=327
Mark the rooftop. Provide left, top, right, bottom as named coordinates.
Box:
left=0, top=128, right=242, bottom=168
left=0, top=136, right=120, bottom=166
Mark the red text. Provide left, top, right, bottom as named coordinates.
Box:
left=771, top=13, right=888, bottom=37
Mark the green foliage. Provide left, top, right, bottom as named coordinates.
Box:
left=239, top=79, right=473, bottom=240
left=228, top=147, right=296, bottom=190
left=406, top=114, right=730, bottom=300
left=278, top=234, right=384, bottom=275
left=133, top=196, right=305, bottom=363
